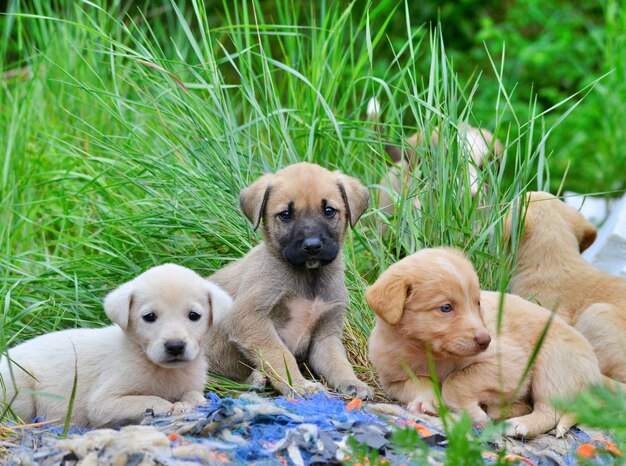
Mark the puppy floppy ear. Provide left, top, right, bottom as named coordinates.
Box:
left=337, top=174, right=370, bottom=227
left=239, top=174, right=273, bottom=231
left=205, top=280, right=233, bottom=326
left=577, top=220, right=597, bottom=253
left=564, top=208, right=597, bottom=253
left=104, top=280, right=135, bottom=331
left=365, top=269, right=409, bottom=325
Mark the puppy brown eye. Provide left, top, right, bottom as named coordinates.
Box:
left=143, top=312, right=157, bottom=323
left=324, top=207, right=336, bottom=218
left=188, top=311, right=201, bottom=321
left=439, top=304, right=453, bottom=313
left=277, top=210, right=292, bottom=222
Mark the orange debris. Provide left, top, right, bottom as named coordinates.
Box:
left=346, top=398, right=363, bottom=411
left=576, top=443, right=598, bottom=458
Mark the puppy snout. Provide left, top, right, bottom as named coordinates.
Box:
left=164, top=339, right=186, bottom=357
left=474, top=331, right=491, bottom=350
left=302, top=237, right=322, bottom=253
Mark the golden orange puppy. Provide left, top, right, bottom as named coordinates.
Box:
left=510, top=191, right=626, bottom=382
left=366, top=247, right=606, bottom=438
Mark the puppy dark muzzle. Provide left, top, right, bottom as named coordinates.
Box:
left=164, top=339, right=186, bottom=357
left=283, top=231, right=339, bottom=267
left=302, top=237, right=322, bottom=253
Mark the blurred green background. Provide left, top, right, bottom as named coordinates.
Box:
left=296, top=0, right=623, bottom=195
left=3, top=0, right=624, bottom=194
left=82, top=0, right=622, bottom=196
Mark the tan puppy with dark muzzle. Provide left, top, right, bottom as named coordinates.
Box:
left=509, top=191, right=626, bottom=382
left=367, top=247, right=609, bottom=438
left=206, top=162, right=373, bottom=399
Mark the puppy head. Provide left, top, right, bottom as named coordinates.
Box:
left=239, top=162, right=369, bottom=269
left=384, top=124, right=502, bottom=198
left=365, top=248, right=491, bottom=358
left=506, top=192, right=597, bottom=253
left=104, top=264, right=233, bottom=368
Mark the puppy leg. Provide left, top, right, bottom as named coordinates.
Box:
left=383, top=377, right=440, bottom=416
left=309, top=312, right=373, bottom=399
left=442, top=361, right=532, bottom=426
left=87, top=395, right=176, bottom=427
left=505, top=402, right=561, bottom=438
left=441, top=365, right=495, bottom=426
left=485, top=400, right=532, bottom=421
left=229, top=317, right=321, bottom=397
left=507, top=336, right=600, bottom=438
left=576, top=303, right=626, bottom=382
left=555, top=412, right=577, bottom=438
left=0, top=361, right=36, bottom=423
left=245, top=370, right=268, bottom=390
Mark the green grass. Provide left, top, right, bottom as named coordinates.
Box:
left=1, top=0, right=624, bottom=463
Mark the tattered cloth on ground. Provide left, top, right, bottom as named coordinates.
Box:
left=2, top=392, right=621, bottom=465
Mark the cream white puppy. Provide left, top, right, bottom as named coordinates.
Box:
left=0, top=264, right=233, bottom=428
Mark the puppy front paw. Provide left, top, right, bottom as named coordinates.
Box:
left=336, top=380, right=374, bottom=400
left=408, top=397, right=439, bottom=417
left=504, top=418, right=529, bottom=438
left=245, top=370, right=268, bottom=391
left=146, top=399, right=175, bottom=417
left=168, top=401, right=198, bottom=416
left=291, top=380, right=326, bottom=398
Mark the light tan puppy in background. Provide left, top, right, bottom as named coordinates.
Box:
left=206, top=162, right=373, bottom=399
left=367, top=99, right=503, bottom=233
left=367, top=247, right=608, bottom=438
left=0, top=264, right=233, bottom=428
left=510, top=191, right=626, bottom=382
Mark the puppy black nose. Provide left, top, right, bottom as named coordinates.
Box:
left=302, top=237, right=322, bottom=253
left=165, top=339, right=186, bottom=356
left=474, top=332, right=491, bottom=351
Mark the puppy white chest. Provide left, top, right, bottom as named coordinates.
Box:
left=278, top=298, right=332, bottom=354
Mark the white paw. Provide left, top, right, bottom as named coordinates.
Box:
left=148, top=399, right=175, bottom=416
left=504, top=419, right=529, bottom=438
left=246, top=370, right=268, bottom=390
left=168, top=401, right=195, bottom=415
left=408, top=397, right=439, bottom=416
left=336, top=380, right=374, bottom=400
left=292, top=380, right=326, bottom=397
left=555, top=425, right=568, bottom=438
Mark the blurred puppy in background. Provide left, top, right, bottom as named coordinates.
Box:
left=367, top=98, right=503, bottom=234
left=366, top=247, right=612, bottom=438
left=0, top=264, right=233, bottom=428
left=509, top=191, right=626, bottom=382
